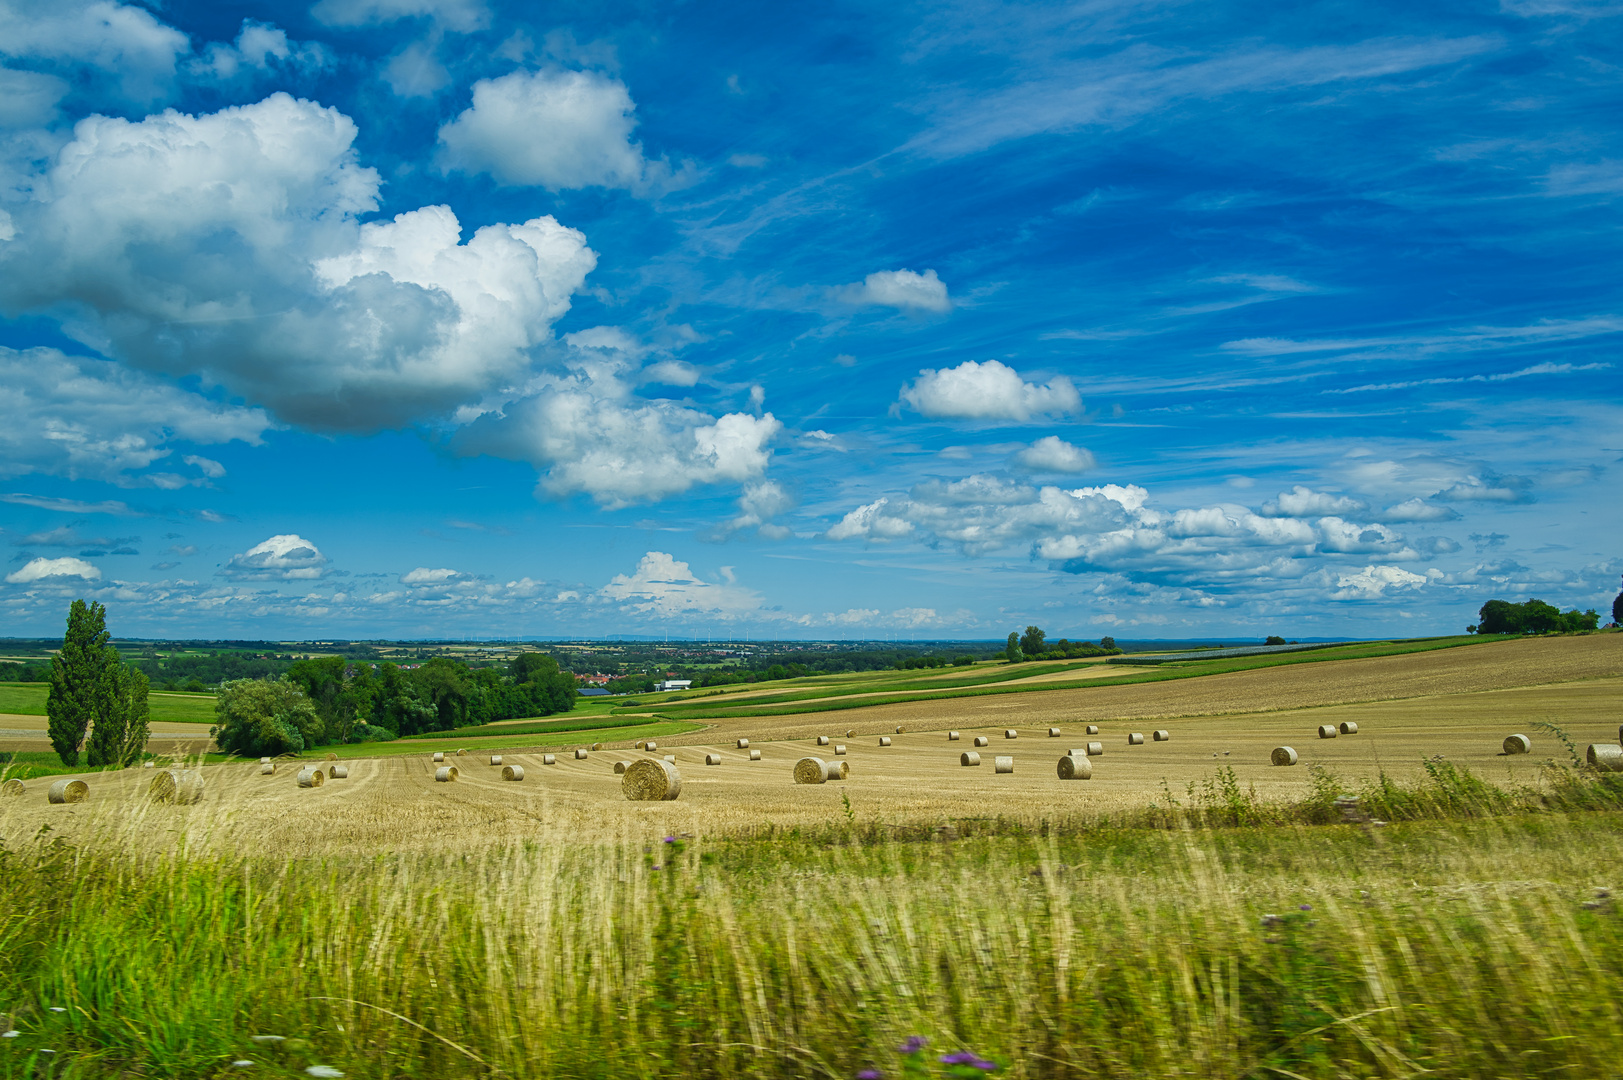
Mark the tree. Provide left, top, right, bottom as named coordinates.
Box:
left=1005, top=632, right=1021, bottom=663
left=1613, top=576, right=1623, bottom=626
left=88, top=661, right=149, bottom=768
left=46, top=600, right=115, bottom=766
left=212, top=678, right=322, bottom=757
left=1019, top=626, right=1047, bottom=658
left=1478, top=597, right=1589, bottom=635
left=1265, top=635, right=1286, bottom=646
left=1099, top=636, right=1116, bottom=651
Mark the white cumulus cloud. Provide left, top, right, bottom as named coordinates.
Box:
left=598, top=551, right=762, bottom=618
left=438, top=69, right=669, bottom=191
left=456, top=357, right=781, bottom=507
left=1332, top=564, right=1428, bottom=600
left=221, top=534, right=328, bottom=579
left=5, top=556, right=101, bottom=583
left=400, top=567, right=463, bottom=584
left=899, top=360, right=1080, bottom=421
left=841, top=268, right=951, bottom=312
left=0, top=94, right=596, bottom=433
left=1259, top=485, right=1368, bottom=518
left=0, top=0, right=190, bottom=104
left=1015, top=435, right=1096, bottom=473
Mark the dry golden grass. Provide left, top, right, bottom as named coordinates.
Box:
left=5, top=669, right=1618, bottom=854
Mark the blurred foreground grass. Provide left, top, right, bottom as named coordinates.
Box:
left=1, top=797, right=1620, bottom=1079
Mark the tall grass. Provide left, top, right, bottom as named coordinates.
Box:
left=1, top=801, right=1621, bottom=1078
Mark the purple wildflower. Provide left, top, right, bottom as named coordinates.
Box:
left=663, top=836, right=677, bottom=844
left=858, top=1071, right=883, bottom=1079
left=939, top=1052, right=997, bottom=1070
left=900, top=1036, right=929, bottom=1053
left=1299, top=903, right=1313, bottom=911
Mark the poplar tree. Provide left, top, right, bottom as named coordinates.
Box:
left=46, top=599, right=114, bottom=766
left=89, top=660, right=150, bottom=768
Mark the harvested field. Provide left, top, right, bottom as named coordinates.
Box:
left=4, top=663, right=1617, bottom=855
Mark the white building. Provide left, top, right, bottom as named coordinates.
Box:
left=655, top=679, right=692, bottom=692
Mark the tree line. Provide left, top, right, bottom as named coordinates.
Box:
left=211, top=652, right=578, bottom=757
left=1004, top=627, right=1122, bottom=662
left=1469, top=598, right=1600, bottom=635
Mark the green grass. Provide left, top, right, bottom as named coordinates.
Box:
left=0, top=684, right=217, bottom=724
left=1, top=800, right=1621, bottom=1078
left=637, top=635, right=1502, bottom=719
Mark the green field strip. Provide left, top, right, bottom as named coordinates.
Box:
left=644, top=635, right=1503, bottom=719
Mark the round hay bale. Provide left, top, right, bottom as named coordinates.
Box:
left=748, top=748, right=761, bottom=761
left=329, top=764, right=349, bottom=779
left=960, top=751, right=981, bottom=766
left=432, top=752, right=444, bottom=763
left=834, top=744, right=846, bottom=755
left=1086, top=724, right=1100, bottom=735
left=826, top=759, right=849, bottom=780
left=663, top=754, right=676, bottom=764
left=1127, top=732, right=1144, bottom=745
left=456, top=749, right=467, bottom=757
left=1587, top=744, right=1623, bottom=772
left=948, top=731, right=960, bottom=741
left=623, top=758, right=682, bottom=801
left=574, top=748, right=588, bottom=760
left=143, top=761, right=154, bottom=768
left=1503, top=734, right=1531, bottom=755
left=591, top=743, right=602, bottom=752
left=973, top=736, right=990, bottom=747
left=1085, top=741, right=1104, bottom=757
left=879, top=736, right=892, bottom=746
left=259, top=762, right=275, bottom=775
left=1057, top=754, right=1092, bottom=780
left=490, top=755, right=503, bottom=766
left=736, top=738, right=750, bottom=749
left=614, top=760, right=631, bottom=774
left=705, top=753, right=722, bottom=766
left=150, top=768, right=203, bottom=804
left=1048, top=727, right=1061, bottom=737
left=1153, top=730, right=1170, bottom=742
left=817, top=735, right=830, bottom=746
left=2, top=778, right=25, bottom=797
left=994, top=755, right=1014, bottom=774
left=324, top=752, right=337, bottom=761
left=794, top=756, right=829, bottom=784
left=1005, top=729, right=1018, bottom=739
left=434, top=766, right=459, bottom=783
left=846, top=729, right=855, bottom=738
left=644, top=741, right=658, bottom=752
left=1339, top=722, right=1358, bottom=735
left=502, top=765, right=525, bottom=781
left=895, top=726, right=904, bottom=734
left=1318, top=725, right=1338, bottom=740
left=543, top=754, right=557, bottom=765
left=1271, top=746, right=1299, bottom=766
left=296, top=768, right=324, bottom=788
left=48, top=778, right=89, bottom=803
left=259, top=757, right=271, bottom=765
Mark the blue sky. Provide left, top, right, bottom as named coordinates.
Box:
left=0, top=0, right=1619, bottom=641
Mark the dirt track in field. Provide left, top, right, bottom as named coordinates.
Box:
left=2, top=634, right=1618, bottom=855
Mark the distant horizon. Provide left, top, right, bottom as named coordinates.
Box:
left=5, top=633, right=1372, bottom=649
